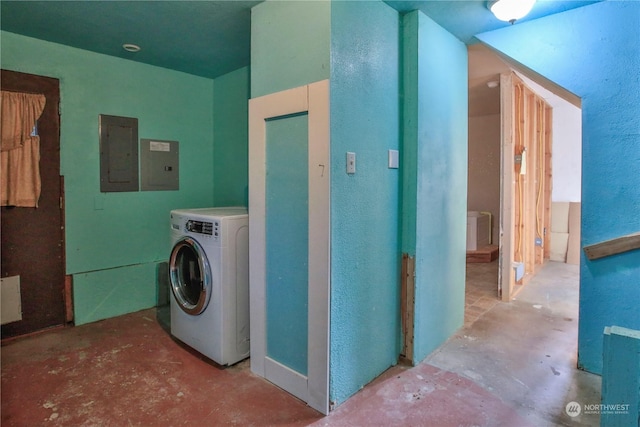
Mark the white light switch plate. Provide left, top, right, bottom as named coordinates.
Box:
left=388, top=149, right=399, bottom=169
left=346, top=152, right=356, bottom=174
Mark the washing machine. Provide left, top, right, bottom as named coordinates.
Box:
left=169, top=207, right=249, bottom=365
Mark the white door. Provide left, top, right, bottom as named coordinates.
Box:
left=248, top=80, right=330, bottom=414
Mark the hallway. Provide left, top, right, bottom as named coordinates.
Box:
left=432, top=260, right=601, bottom=426
left=1, top=262, right=600, bottom=426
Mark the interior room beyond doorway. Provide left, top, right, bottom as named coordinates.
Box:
left=466, top=44, right=582, bottom=301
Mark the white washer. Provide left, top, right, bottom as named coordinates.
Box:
left=169, top=207, right=249, bottom=365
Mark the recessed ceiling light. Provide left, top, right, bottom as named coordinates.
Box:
left=122, top=43, right=141, bottom=53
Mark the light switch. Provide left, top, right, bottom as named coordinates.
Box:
left=388, top=149, right=399, bottom=169
left=346, top=152, right=356, bottom=174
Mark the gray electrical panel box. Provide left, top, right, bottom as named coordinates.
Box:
left=99, top=115, right=139, bottom=192
left=140, top=139, right=179, bottom=191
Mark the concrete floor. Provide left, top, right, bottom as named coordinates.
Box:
left=430, top=260, right=601, bottom=427
left=1, top=261, right=601, bottom=426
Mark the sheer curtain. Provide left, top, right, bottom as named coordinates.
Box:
left=1, top=91, right=46, bottom=207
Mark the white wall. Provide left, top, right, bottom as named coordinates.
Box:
left=468, top=114, right=501, bottom=245
left=517, top=73, right=582, bottom=202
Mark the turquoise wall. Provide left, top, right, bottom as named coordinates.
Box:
left=250, top=0, right=330, bottom=391
left=265, top=114, right=310, bottom=376
left=402, top=11, right=468, bottom=363
left=251, top=0, right=401, bottom=406
left=601, top=326, right=640, bottom=427
left=213, top=66, right=250, bottom=207
left=1, top=31, right=215, bottom=325
left=250, top=0, right=330, bottom=98
left=476, top=1, right=640, bottom=374
left=329, top=1, right=401, bottom=404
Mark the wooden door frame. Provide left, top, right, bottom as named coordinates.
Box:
left=248, top=80, right=330, bottom=414
left=1, top=69, right=68, bottom=337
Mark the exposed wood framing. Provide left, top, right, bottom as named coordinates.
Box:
left=64, top=275, right=74, bottom=323
left=533, top=98, right=544, bottom=265
left=525, top=91, right=536, bottom=274
left=400, top=253, right=415, bottom=363
left=499, top=72, right=515, bottom=301
left=543, top=105, right=553, bottom=259
left=501, top=73, right=553, bottom=301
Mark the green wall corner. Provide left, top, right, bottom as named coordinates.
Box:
left=1, top=31, right=215, bottom=323
left=73, top=263, right=157, bottom=325
left=213, top=66, right=250, bottom=207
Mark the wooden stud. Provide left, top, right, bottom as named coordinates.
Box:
left=543, top=105, right=553, bottom=260
left=524, top=90, right=536, bottom=275
left=583, top=232, right=640, bottom=260
left=500, top=72, right=516, bottom=301
left=534, top=99, right=545, bottom=265
left=505, top=75, right=554, bottom=293
left=400, top=253, right=415, bottom=363
left=64, top=275, right=74, bottom=323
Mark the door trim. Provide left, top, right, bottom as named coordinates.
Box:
left=248, top=80, right=330, bottom=414
left=1, top=69, right=66, bottom=337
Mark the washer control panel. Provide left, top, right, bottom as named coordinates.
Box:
left=182, top=219, right=221, bottom=239
left=186, top=220, right=214, bottom=236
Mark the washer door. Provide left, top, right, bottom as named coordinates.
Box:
left=169, top=236, right=212, bottom=315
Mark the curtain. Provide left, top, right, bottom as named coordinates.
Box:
left=1, top=91, right=46, bottom=207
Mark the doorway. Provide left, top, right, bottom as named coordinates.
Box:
left=466, top=45, right=582, bottom=309
left=1, top=70, right=67, bottom=339
left=248, top=80, right=330, bottom=414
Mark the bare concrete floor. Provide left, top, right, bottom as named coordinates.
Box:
left=430, top=260, right=601, bottom=426
left=1, top=261, right=600, bottom=426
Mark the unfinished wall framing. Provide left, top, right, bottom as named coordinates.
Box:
left=400, top=253, right=415, bottom=362
left=500, top=72, right=553, bottom=301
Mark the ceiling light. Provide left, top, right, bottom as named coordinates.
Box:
left=488, top=0, right=536, bottom=24
left=122, top=43, right=141, bottom=53
left=487, top=80, right=499, bottom=89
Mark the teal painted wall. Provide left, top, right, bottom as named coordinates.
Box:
left=250, top=0, right=330, bottom=388
left=213, top=66, right=250, bottom=207
left=476, top=1, right=640, bottom=374
left=329, top=1, right=401, bottom=404
left=601, top=326, right=640, bottom=427
left=251, top=0, right=401, bottom=406
left=402, top=11, right=468, bottom=363
left=73, top=263, right=157, bottom=323
left=1, top=31, right=215, bottom=325
left=250, top=0, right=330, bottom=98
left=266, top=114, right=310, bottom=376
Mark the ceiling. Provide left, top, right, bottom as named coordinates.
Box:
left=0, top=1, right=262, bottom=79
left=1, top=1, right=599, bottom=81
left=2, top=1, right=596, bottom=119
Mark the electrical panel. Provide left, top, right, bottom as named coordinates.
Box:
left=140, top=139, right=179, bottom=191
left=99, top=115, right=139, bottom=192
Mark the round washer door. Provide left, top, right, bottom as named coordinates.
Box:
left=169, top=236, right=212, bottom=315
